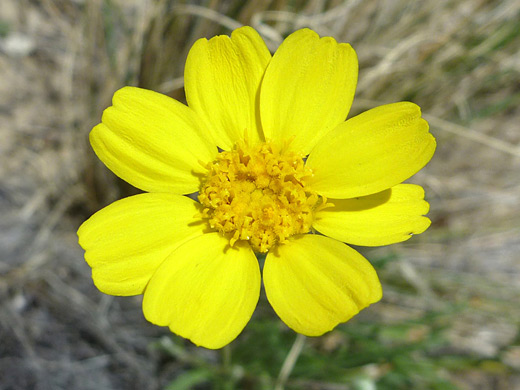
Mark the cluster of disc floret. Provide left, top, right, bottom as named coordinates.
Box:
left=199, top=141, right=320, bottom=252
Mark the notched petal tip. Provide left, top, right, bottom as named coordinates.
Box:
left=288, top=27, right=319, bottom=41
left=185, top=26, right=270, bottom=150
left=78, top=193, right=206, bottom=296
left=307, top=102, right=436, bottom=199
left=76, top=221, right=90, bottom=252
left=231, top=25, right=262, bottom=39
left=89, top=86, right=217, bottom=194
left=142, top=233, right=261, bottom=349
left=313, top=184, right=433, bottom=246
left=264, top=235, right=382, bottom=336
left=261, top=28, right=358, bottom=155
left=111, top=85, right=137, bottom=105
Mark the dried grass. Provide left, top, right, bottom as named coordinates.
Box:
left=1, top=0, right=519, bottom=388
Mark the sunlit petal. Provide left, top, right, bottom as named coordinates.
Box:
left=307, top=102, right=436, bottom=198
left=261, top=28, right=357, bottom=155
left=78, top=193, right=206, bottom=295
left=143, top=233, right=261, bottom=349
left=90, top=87, right=216, bottom=194
left=314, top=184, right=431, bottom=246
left=185, top=26, right=271, bottom=149
left=264, top=234, right=382, bottom=336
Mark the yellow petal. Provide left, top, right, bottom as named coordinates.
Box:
left=185, top=26, right=271, bottom=150
left=313, top=184, right=431, bottom=246
left=143, top=233, right=260, bottom=349
left=306, top=102, right=436, bottom=198
left=90, top=86, right=216, bottom=194
left=264, top=235, right=382, bottom=336
left=260, top=28, right=358, bottom=155
left=77, top=193, right=206, bottom=296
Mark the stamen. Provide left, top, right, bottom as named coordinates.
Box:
left=197, top=159, right=210, bottom=169
left=314, top=195, right=335, bottom=212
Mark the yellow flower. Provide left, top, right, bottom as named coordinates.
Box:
left=78, top=27, right=436, bottom=349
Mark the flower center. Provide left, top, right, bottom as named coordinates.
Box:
left=199, top=141, right=320, bottom=252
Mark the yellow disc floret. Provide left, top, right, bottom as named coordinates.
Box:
left=199, top=141, right=320, bottom=252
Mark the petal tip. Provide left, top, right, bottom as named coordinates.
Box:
left=231, top=25, right=258, bottom=38
left=289, top=27, right=319, bottom=41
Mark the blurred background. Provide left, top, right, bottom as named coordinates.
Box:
left=1, top=0, right=519, bottom=389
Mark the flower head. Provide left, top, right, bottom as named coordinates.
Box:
left=78, top=27, right=436, bottom=349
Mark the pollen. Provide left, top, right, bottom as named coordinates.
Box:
left=198, top=141, right=320, bottom=252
